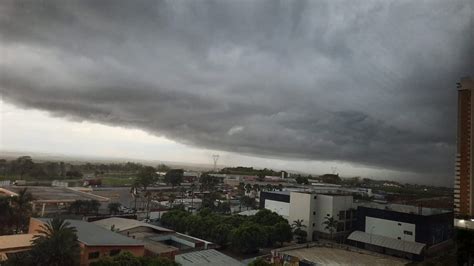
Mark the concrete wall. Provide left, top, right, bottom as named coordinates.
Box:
left=365, top=216, right=416, bottom=242
left=313, top=194, right=354, bottom=235
left=80, top=243, right=145, bottom=266
left=264, top=199, right=290, bottom=218
left=289, top=192, right=315, bottom=240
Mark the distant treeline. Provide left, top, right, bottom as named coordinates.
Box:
left=0, top=156, right=169, bottom=180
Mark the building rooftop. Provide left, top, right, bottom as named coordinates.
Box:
left=357, top=202, right=451, bottom=216
left=175, top=249, right=244, bottom=266
left=348, top=231, right=426, bottom=255
left=0, top=234, right=35, bottom=251
left=1, top=186, right=108, bottom=203
left=92, top=217, right=173, bottom=233
left=277, top=245, right=407, bottom=266
left=34, top=218, right=144, bottom=247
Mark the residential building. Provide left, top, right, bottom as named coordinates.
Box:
left=455, top=77, right=474, bottom=217
left=348, top=203, right=453, bottom=260
left=92, top=217, right=214, bottom=258
left=0, top=234, right=36, bottom=261
left=29, top=218, right=145, bottom=266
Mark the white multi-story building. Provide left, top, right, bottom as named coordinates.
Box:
left=260, top=191, right=355, bottom=240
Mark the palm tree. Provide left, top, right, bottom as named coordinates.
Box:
left=292, top=219, right=307, bottom=243
left=323, top=216, right=338, bottom=240
left=11, top=188, right=33, bottom=233
left=31, top=218, right=80, bottom=266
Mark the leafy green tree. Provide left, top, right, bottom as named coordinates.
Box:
left=0, top=196, right=14, bottom=234
left=323, top=216, right=338, bottom=239
left=292, top=219, right=307, bottom=243
left=211, top=223, right=233, bottom=247
left=164, top=169, right=183, bottom=188
left=156, top=164, right=171, bottom=172
left=29, top=218, right=80, bottom=266
left=135, top=166, right=158, bottom=191
left=199, top=173, right=220, bottom=191
left=90, top=251, right=179, bottom=266
left=295, top=176, right=309, bottom=185
left=108, top=202, right=122, bottom=215
left=231, top=222, right=266, bottom=253
left=11, top=188, right=33, bottom=232
left=241, top=195, right=255, bottom=208
left=273, top=222, right=293, bottom=246
left=160, top=209, right=191, bottom=232
left=69, top=200, right=100, bottom=216
left=248, top=257, right=272, bottom=266
left=244, top=183, right=252, bottom=194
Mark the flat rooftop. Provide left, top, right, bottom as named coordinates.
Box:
left=281, top=246, right=407, bottom=266
left=357, top=202, right=451, bottom=216
left=175, top=249, right=244, bottom=266
left=1, top=186, right=108, bottom=203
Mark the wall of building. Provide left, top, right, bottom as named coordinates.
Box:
left=365, top=216, right=415, bottom=242
left=264, top=199, right=290, bottom=218
left=356, top=206, right=453, bottom=246
left=80, top=243, right=145, bottom=266
left=313, top=194, right=354, bottom=236
left=289, top=192, right=315, bottom=240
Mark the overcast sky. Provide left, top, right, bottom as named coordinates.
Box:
left=1, top=0, right=472, bottom=186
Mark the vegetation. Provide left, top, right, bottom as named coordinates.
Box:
left=323, top=216, right=338, bottom=239
left=295, top=176, right=309, bottom=185
left=107, top=202, right=122, bottom=215
left=0, top=188, right=34, bottom=234
left=90, top=251, right=179, bottom=266
left=68, top=199, right=100, bottom=216
left=6, top=218, right=80, bottom=266
left=161, top=209, right=292, bottom=253
left=199, top=173, right=220, bottom=191
left=248, top=257, right=272, bottom=266
left=164, top=169, right=184, bottom=187
left=291, top=219, right=307, bottom=243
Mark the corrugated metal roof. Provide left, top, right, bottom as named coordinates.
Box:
left=35, top=218, right=144, bottom=247
left=347, top=231, right=425, bottom=255
left=0, top=234, right=35, bottom=251
left=175, top=249, right=244, bottom=266
left=93, top=217, right=173, bottom=233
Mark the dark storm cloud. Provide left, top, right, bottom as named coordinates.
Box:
left=1, top=0, right=472, bottom=177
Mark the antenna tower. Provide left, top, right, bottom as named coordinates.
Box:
left=212, top=154, right=220, bottom=172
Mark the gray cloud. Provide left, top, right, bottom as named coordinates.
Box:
left=1, top=0, right=472, bottom=179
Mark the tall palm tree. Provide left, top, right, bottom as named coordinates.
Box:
left=292, top=219, right=307, bottom=243
left=11, top=188, right=33, bottom=233
left=323, top=216, right=338, bottom=240
left=31, top=218, right=80, bottom=266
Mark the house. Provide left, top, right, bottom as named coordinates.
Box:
left=29, top=218, right=145, bottom=266
left=92, top=217, right=215, bottom=258
left=0, top=234, right=36, bottom=261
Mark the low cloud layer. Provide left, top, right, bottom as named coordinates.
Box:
left=1, top=0, right=473, bottom=179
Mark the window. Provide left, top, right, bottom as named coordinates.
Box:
left=397, top=237, right=401, bottom=240
left=345, top=210, right=351, bottom=219
left=88, top=252, right=100, bottom=260
left=337, top=222, right=344, bottom=232
left=110, top=249, right=121, bottom=256
left=398, top=223, right=402, bottom=226
left=403, top=231, right=413, bottom=236
left=327, top=214, right=330, bottom=217
left=313, top=223, right=315, bottom=227
left=314, top=196, right=317, bottom=199
left=339, top=211, right=345, bottom=220
left=313, top=211, right=316, bottom=215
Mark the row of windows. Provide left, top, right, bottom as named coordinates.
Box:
left=88, top=249, right=121, bottom=260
